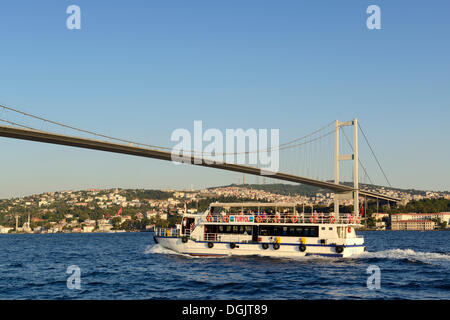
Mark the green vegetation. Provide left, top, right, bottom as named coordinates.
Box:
left=389, top=198, right=450, bottom=214
left=1, top=185, right=448, bottom=233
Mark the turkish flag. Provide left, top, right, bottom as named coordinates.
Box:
left=117, top=208, right=122, bottom=216
left=360, top=204, right=364, bottom=217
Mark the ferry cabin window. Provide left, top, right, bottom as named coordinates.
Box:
left=258, top=226, right=318, bottom=237
left=208, top=225, right=252, bottom=235
left=208, top=225, right=318, bottom=237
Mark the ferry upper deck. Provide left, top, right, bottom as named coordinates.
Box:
left=201, top=202, right=363, bottom=226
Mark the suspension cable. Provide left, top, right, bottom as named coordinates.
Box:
left=0, top=104, right=172, bottom=151
left=0, top=104, right=334, bottom=156
left=358, top=123, right=392, bottom=187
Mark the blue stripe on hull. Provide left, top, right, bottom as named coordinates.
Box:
left=184, top=253, right=228, bottom=257
left=154, top=236, right=364, bottom=248
left=305, top=253, right=343, bottom=257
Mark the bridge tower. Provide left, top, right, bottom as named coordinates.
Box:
left=334, top=118, right=359, bottom=218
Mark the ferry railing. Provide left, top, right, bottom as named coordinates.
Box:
left=203, top=233, right=220, bottom=242
left=154, top=227, right=180, bottom=237
left=204, top=213, right=363, bottom=225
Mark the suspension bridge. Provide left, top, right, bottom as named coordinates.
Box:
left=0, top=104, right=400, bottom=216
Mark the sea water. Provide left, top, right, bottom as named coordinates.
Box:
left=0, top=231, right=448, bottom=300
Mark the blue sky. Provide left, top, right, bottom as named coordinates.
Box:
left=0, top=0, right=449, bottom=198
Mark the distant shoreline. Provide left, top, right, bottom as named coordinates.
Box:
left=2, top=229, right=449, bottom=236
left=0, top=230, right=153, bottom=235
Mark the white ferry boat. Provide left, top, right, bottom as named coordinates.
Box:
left=154, top=202, right=365, bottom=258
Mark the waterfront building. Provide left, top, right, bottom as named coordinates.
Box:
left=391, top=213, right=450, bottom=226
left=145, top=211, right=168, bottom=221
left=97, top=219, right=113, bottom=232
left=375, top=221, right=387, bottom=230
left=82, top=225, right=95, bottom=233
left=391, top=220, right=435, bottom=231
left=373, top=213, right=390, bottom=220
left=33, top=226, right=45, bottom=233
left=0, top=226, right=13, bottom=234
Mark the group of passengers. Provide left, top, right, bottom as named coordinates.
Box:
left=211, top=207, right=338, bottom=223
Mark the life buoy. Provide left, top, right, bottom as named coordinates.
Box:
left=222, top=216, right=230, bottom=223
left=310, top=216, right=317, bottom=223
left=299, top=244, right=306, bottom=252
left=273, top=243, right=280, bottom=250
left=230, top=242, right=236, bottom=249
left=273, top=216, right=280, bottom=223
left=206, top=215, right=213, bottom=222
left=347, top=227, right=352, bottom=233
left=329, top=216, right=336, bottom=224
left=208, top=242, right=214, bottom=248
left=348, top=216, right=354, bottom=224
left=256, top=216, right=263, bottom=223
left=356, top=217, right=361, bottom=224
left=291, top=216, right=298, bottom=223
left=335, top=245, right=344, bottom=254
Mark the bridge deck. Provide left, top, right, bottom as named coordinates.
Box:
left=0, top=125, right=399, bottom=202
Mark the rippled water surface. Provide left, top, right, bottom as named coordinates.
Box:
left=0, top=231, right=449, bottom=300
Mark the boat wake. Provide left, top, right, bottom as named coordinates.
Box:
left=359, top=249, right=450, bottom=264
left=144, top=244, right=184, bottom=256
left=145, top=245, right=449, bottom=265
left=144, top=244, right=204, bottom=258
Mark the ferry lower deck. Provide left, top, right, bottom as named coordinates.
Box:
left=155, top=233, right=365, bottom=258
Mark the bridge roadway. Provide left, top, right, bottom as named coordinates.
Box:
left=0, top=125, right=399, bottom=203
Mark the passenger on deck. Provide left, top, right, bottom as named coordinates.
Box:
left=274, top=210, right=281, bottom=222
left=281, top=210, right=288, bottom=223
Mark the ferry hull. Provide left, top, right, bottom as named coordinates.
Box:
left=155, top=236, right=365, bottom=258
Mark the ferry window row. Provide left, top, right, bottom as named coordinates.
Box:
left=258, top=226, right=319, bottom=237
left=204, top=225, right=319, bottom=237
left=205, top=225, right=253, bottom=235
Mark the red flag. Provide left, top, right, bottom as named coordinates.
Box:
left=360, top=204, right=364, bottom=217
left=117, top=208, right=122, bottom=216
